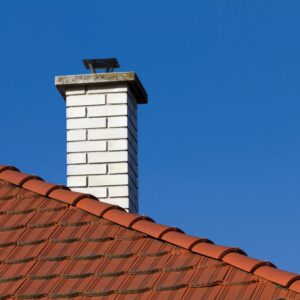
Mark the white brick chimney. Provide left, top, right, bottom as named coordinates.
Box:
left=55, top=65, right=147, bottom=213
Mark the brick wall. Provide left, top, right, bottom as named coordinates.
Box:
left=66, top=85, right=138, bottom=212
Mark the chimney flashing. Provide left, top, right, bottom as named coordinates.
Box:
left=55, top=72, right=148, bottom=104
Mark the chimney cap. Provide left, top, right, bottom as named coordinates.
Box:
left=83, top=58, right=120, bottom=73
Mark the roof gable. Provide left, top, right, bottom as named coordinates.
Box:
left=0, top=165, right=300, bottom=299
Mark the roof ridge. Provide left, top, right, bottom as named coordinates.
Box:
left=0, top=164, right=299, bottom=293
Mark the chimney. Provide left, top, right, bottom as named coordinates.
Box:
left=55, top=59, right=147, bottom=213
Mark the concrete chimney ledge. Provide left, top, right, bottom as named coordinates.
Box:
left=55, top=69, right=147, bottom=213
left=55, top=72, right=148, bottom=104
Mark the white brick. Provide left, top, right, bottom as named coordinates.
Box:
left=108, top=116, right=128, bottom=128
left=128, top=164, right=137, bottom=178
left=128, top=155, right=138, bottom=174
left=67, top=141, right=106, bottom=152
left=67, top=153, right=86, bottom=164
left=68, top=164, right=107, bottom=175
left=72, top=187, right=107, bottom=198
left=129, top=185, right=138, bottom=199
left=67, top=94, right=105, bottom=106
left=128, top=130, right=137, bottom=145
left=67, top=107, right=86, bottom=118
left=127, top=144, right=137, bottom=161
left=108, top=140, right=128, bottom=151
left=87, top=86, right=127, bottom=94
left=128, top=97, right=137, bottom=115
left=128, top=122, right=137, bottom=141
left=89, top=175, right=128, bottom=186
left=128, top=138, right=137, bottom=153
left=88, top=151, right=128, bottom=163
left=88, top=128, right=127, bottom=140
left=129, top=113, right=137, bottom=130
left=129, top=152, right=138, bottom=167
left=108, top=186, right=129, bottom=197
left=64, top=83, right=139, bottom=212
left=128, top=91, right=138, bottom=105
left=106, top=93, right=127, bottom=104
left=67, top=130, right=87, bottom=141
left=67, top=118, right=106, bottom=129
left=129, top=173, right=138, bottom=188
left=65, top=88, right=85, bottom=96
left=68, top=176, right=87, bottom=187
left=87, top=105, right=127, bottom=117
left=108, top=163, right=128, bottom=174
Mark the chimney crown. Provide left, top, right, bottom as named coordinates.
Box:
left=55, top=72, right=147, bottom=104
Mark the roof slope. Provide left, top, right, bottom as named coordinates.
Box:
left=0, top=165, right=299, bottom=299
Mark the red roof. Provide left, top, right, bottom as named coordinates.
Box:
left=0, top=164, right=300, bottom=299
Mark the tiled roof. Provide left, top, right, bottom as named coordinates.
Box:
left=0, top=165, right=299, bottom=299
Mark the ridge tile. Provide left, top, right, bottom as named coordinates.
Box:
left=161, top=231, right=213, bottom=250
left=103, top=209, right=154, bottom=228
left=0, top=170, right=42, bottom=186
left=22, top=179, right=66, bottom=196
left=132, top=220, right=182, bottom=239
left=76, top=198, right=123, bottom=216
left=222, top=252, right=275, bottom=273
left=254, top=266, right=300, bottom=287
left=191, top=243, right=245, bottom=260
left=48, top=189, right=94, bottom=205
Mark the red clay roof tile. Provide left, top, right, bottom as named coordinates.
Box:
left=161, top=231, right=213, bottom=250
left=22, top=179, right=66, bottom=196
left=0, top=165, right=19, bottom=173
left=0, top=165, right=299, bottom=298
left=290, top=280, right=300, bottom=293
left=48, top=188, right=94, bottom=205
left=222, top=252, right=275, bottom=273
left=191, top=242, right=246, bottom=260
left=103, top=209, right=154, bottom=228
left=0, top=169, right=42, bottom=186
left=75, top=197, right=123, bottom=216
left=254, top=266, right=300, bottom=287
left=132, top=219, right=183, bottom=239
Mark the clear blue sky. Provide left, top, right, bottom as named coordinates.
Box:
left=1, top=1, right=300, bottom=272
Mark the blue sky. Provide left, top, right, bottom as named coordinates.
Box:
left=1, top=1, right=300, bottom=272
